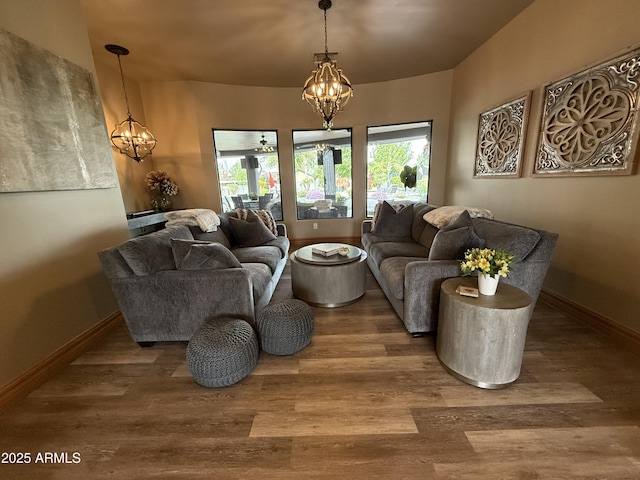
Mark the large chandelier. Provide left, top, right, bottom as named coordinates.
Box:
left=105, top=44, right=157, bottom=162
left=302, top=0, right=353, bottom=130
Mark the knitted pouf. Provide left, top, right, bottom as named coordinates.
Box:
left=256, top=299, right=315, bottom=355
left=186, top=317, right=259, bottom=388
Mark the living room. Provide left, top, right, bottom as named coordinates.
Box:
left=0, top=0, right=639, bottom=475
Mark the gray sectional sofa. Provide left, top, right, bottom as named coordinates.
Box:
left=361, top=203, right=558, bottom=336
left=99, top=211, right=289, bottom=345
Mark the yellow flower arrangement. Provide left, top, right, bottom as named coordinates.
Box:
left=460, top=248, right=515, bottom=278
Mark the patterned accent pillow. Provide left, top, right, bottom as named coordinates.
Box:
left=423, top=205, right=493, bottom=229
left=235, top=208, right=278, bottom=235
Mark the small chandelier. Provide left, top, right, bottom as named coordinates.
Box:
left=105, top=44, right=157, bottom=162
left=302, top=0, right=353, bottom=130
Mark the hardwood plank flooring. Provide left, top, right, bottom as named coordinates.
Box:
left=1, top=261, right=639, bottom=479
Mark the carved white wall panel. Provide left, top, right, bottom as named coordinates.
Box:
left=475, top=94, right=529, bottom=178
left=534, top=47, right=640, bottom=176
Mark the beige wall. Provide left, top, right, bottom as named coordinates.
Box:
left=140, top=71, right=452, bottom=239
left=447, top=0, right=640, bottom=333
left=0, top=0, right=129, bottom=388
left=94, top=59, right=156, bottom=213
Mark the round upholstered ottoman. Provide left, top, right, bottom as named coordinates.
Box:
left=186, top=317, right=259, bottom=388
left=256, top=299, right=315, bottom=355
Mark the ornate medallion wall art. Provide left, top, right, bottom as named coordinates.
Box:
left=534, top=47, right=640, bottom=176
left=474, top=93, right=530, bottom=178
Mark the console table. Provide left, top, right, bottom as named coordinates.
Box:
left=436, top=277, right=533, bottom=389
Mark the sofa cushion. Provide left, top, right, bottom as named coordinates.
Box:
left=260, top=235, right=290, bottom=259
left=417, top=223, right=439, bottom=249
left=232, top=245, right=282, bottom=273
left=411, top=204, right=436, bottom=243
left=379, top=256, right=426, bottom=300
left=368, top=241, right=429, bottom=268
left=117, top=225, right=193, bottom=276
left=229, top=210, right=277, bottom=247
left=188, top=226, right=232, bottom=249
left=371, top=201, right=414, bottom=239
left=424, top=205, right=493, bottom=228
left=172, top=239, right=241, bottom=271
left=472, top=218, right=541, bottom=261
left=428, top=210, right=485, bottom=260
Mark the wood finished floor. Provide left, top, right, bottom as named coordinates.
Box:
left=2, top=264, right=640, bottom=479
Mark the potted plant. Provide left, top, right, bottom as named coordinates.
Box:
left=399, top=165, right=417, bottom=190
left=146, top=170, right=179, bottom=212
left=460, top=248, right=515, bottom=296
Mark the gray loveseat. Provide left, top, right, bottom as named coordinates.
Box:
left=361, top=203, right=558, bottom=336
left=99, top=211, right=289, bottom=345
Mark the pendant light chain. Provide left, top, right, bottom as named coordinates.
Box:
left=116, top=54, right=132, bottom=118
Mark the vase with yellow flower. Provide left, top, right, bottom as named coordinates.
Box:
left=460, top=248, right=515, bottom=296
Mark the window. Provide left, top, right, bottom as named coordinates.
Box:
left=212, top=129, right=282, bottom=220
left=292, top=128, right=352, bottom=220
left=366, top=121, right=432, bottom=217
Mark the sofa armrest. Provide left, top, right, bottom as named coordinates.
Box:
left=106, top=268, right=257, bottom=342
left=361, top=220, right=373, bottom=235
left=403, top=259, right=462, bottom=333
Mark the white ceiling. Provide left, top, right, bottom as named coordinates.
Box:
left=81, top=0, right=534, bottom=88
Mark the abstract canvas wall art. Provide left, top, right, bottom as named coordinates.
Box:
left=534, top=47, right=640, bottom=176
left=0, top=29, right=116, bottom=192
left=474, top=94, right=530, bottom=178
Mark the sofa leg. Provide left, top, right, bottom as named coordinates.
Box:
left=411, top=332, right=427, bottom=338
left=137, top=341, right=156, bottom=348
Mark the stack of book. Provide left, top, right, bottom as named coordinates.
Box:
left=311, top=244, right=339, bottom=257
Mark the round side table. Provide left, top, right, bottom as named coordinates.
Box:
left=436, top=277, right=533, bottom=389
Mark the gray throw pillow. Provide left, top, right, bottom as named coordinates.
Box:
left=371, top=201, right=414, bottom=238
left=171, top=238, right=211, bottom=266
left=428, top=210, right=485, bottom=260
left=229, top=210, right=277, bottom=246
left=171, top=239, right=241, bottom=270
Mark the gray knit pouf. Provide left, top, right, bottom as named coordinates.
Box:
left=257, top=299, right=315, bottom=355
left=186, top=317, right=259, bottom=388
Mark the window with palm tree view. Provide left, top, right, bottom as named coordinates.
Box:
left=366, top=121, right=431, bottom=217
left=292, top=128, right=352, bottom=220
left=213, top=129, right=283, bottom=220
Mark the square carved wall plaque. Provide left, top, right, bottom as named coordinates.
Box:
left=534, top=47, right=640, bottom=176
left=474, top=94, right=530, bottom=178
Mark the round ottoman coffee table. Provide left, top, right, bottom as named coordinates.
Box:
left=256, top=299, right=314, bottom=355
left=186, top=317, right=259, bottom=388
left=290, top=243, right=367, bottom=307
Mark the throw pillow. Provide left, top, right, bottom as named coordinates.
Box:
left=171, top=238, right=211, bottom=266
left=171, top=239, right=241, bottom=270
left=428, top=210, right=485, bottom=260
left=423, top=205, right=493, bottom=229
left=235, top=208, right=278, bottom=235
left=229, top=209, right=278, bottom=247
left=371, top=201, right=414, bottom=238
